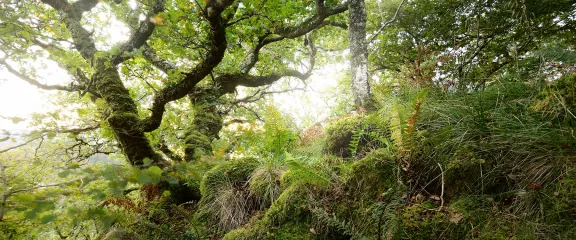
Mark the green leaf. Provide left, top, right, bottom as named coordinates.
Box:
left=102, top=215, right=116, bottom=228
left=11, top=117, right=25, bottom=124
left=166, top=176, right=179, bottom=185
left=162, top=190, right=171, bottom=197
left=146, top=166, right=162, bottom=184
left=67, top=163, right=80, bottom=169
left=137, top=174, right=152, bottom=184
left=146, top=166, right=162, bottom=177
left=14, top=194, right=36, bottom=202
left=58, top=170, right=70, bottom=178
left=86, top=208, right=106, bottom=219
left=143, top=158, right=153, bottom=166
left=20, top=31, right=31, bottom=40
left=25, top=210, right=38, bottom=219
left=40, top=214, right=57, bottom=223
left=77, top=108, right=89, bottom=115
left=47, top=131, right=57, bottom=139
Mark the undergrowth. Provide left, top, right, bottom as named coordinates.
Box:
left=108, top=74, right=576, bottom=240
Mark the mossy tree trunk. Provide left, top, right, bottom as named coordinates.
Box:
left=92, top=59, right=163, bottom=166
left=184, top=87, right=224, bottom=162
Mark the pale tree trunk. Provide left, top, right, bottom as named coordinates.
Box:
left=349, top=0, right=371, bottom=108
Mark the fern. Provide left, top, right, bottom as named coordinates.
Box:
left=262, top=105, right=296, bottom=160
left=348, top=127, right=365, bottom=158
left=284, top=159, right=331, bottom=188
left=388, top=89, right=429, bottom=170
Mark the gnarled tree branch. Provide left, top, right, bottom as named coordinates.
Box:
left=110, top=0, right=165, bottom=65
left=41, top=0, right=99, bottom=60
left=141, top=43, right=177, bottom=74
left=239, top=1, right=348, bottom=73
left=140, top=0, right=236, bottom=132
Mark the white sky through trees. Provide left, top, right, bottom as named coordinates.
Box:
left=0, top=63, right=346, bottom=131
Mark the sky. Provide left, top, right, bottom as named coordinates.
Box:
left=0, top=61, right=66, bottom=131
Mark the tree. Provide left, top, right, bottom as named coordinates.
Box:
left=368, top=0, right=576, bottom=89
left=0, top=0, right=348, bottom=168
left=348, top=0, right=371, bottom=108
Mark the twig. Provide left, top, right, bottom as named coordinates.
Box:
left=437, top=163, right=444, bottom=210
left=0, top=135, right=44, bottom=154
left=369, top=0, right=406, bottom=44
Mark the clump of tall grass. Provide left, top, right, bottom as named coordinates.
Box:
left=377, top=80, right=576, bottom=225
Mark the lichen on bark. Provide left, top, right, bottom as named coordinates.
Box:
left=349, top=0, right=371, bottom=108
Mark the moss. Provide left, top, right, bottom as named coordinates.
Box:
left=345, top=149, right=397, bottom=200
left=248, top=165, right=285, bottom=207
left=324, top=115, right=364, bottom=158
left=224, top=221, right=314, bottom=240
left=194, top=158, right=259, bottom=235
left=396, top=203, right=449, bottom=239
left=184, top=87, right=226, bottom=161
left=184, top=131, right=212, bottom=161
left=222, top=182, right=314, bottom=239
left=305, top=150, right=401, bottom=239
left=184, top=107, right=224, bottom=162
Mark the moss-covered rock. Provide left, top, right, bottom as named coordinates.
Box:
left=305, top=149, right=401, bottom=239
left=224, top=221, right=315, bottom=240
left=324, top=115, right=364, bottom=158
left=345, top=149, right=398, bottom=199
left=194, top=158, right=259, bottom=235
left=222, top=182, right=314, bottom=239
left=248, top=164, right=285, bottom=207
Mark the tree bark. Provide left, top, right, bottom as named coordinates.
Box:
left=349, top=0, right=372, bottom=108
left=92, top=58, right=163, bottom=167
left=184, top=87, right=224, bottom=162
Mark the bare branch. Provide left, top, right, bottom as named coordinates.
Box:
left=322, top=21, right=348, bottom=30
left=157, top=137, right=183, bottom=162
left=369, top=0, right=406, bottom=44
left=0, top=58, right=82, bottom=92
left=0, top=135, right=43, bottom=154
left=7, top=178, right=83, bottom=197
left=231, top=87, right=306, bottom=104
left=223, top=119, right=250, bottom=126
left=141, top=43, right=177, bottom=74
left=0, top=125, right=100, bottom=154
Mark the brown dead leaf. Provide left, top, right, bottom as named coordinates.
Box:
left=449, top=212, right=463, bottom=224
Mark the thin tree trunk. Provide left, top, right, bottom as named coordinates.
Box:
left=349, top=0, right=371, bottom=108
